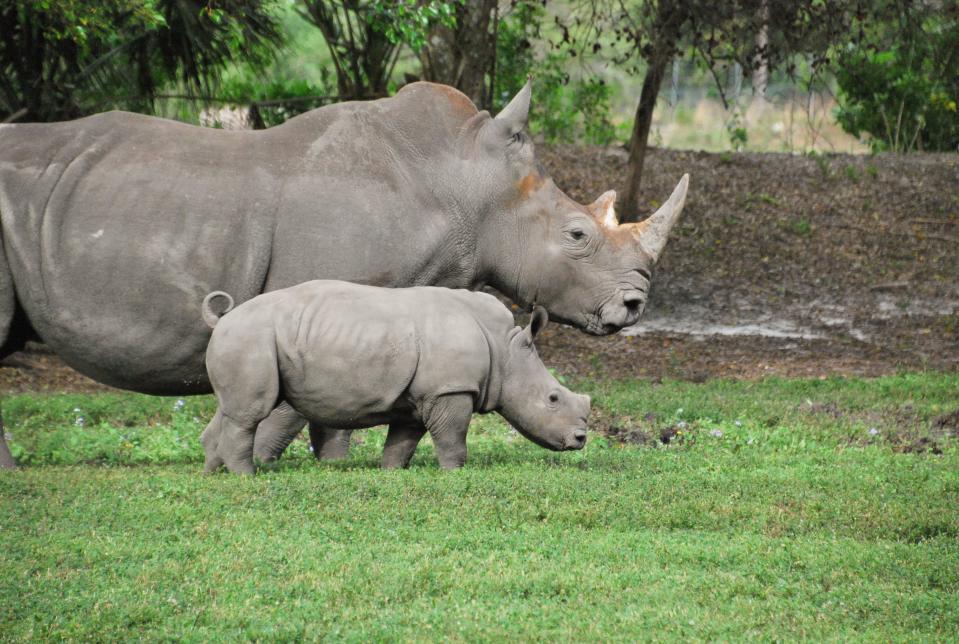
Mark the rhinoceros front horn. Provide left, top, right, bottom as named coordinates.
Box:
left=495, top=78, right=532, bottom=133
left=625, top=174, right=690, bottom=262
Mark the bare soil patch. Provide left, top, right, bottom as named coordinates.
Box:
left=2, top=146, right=957, bottom=394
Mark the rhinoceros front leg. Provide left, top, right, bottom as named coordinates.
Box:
left=307, top=426, right=352, bottom=460
left=382, top=419, right=427, bottom=469
left=251, top=402, right=307, bottom=463
left=0, top=408, right=15, bottom=470
left=423, top=394, right=474, bottom=469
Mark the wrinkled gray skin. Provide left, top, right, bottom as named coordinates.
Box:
left=0, top=81, right=687, bottom=469
left=200, top=281, right=590, bottom=474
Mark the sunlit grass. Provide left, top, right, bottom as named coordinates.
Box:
left=2, top=372, right=957, bottom=639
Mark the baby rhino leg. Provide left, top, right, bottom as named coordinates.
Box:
left=200, top=409, right=224, bottom=474
left=252, top=402, right=307, bottom=463
left=207, top=332, right=280, bottom=475
left=382, top=418, right=427, bottom=469
left=423, top=394, right=474, bottom=469
left=308, top=426, right=352, bottom=460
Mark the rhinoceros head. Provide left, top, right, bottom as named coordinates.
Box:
left=462, top=80, right=689, bottom=335
left=496, top=307, right=591, bottom=451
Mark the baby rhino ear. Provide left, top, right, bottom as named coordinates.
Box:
left=526, top=306, right=549, bottom=342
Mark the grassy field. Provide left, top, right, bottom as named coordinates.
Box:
left=2, top=373, right=958, bottom=640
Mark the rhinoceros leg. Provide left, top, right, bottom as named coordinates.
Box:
left=216, top=415, right=261, bottom=475
left=423, top=394, right=474, bottom=469
left=251, top=402, right=307, bottom=463
left=0, top=410, right=14, bottom=471
left=0, top=240, right=17, bottom=470
left=382, top=419, right=427, bottom=469
left=200, top=410, right=224, bottom=474
left=308, top=426, right=352, bottom=460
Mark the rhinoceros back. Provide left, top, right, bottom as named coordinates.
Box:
left=0, top=114, right=279, bottom=393
left=262, top=282, right=507, bottom=422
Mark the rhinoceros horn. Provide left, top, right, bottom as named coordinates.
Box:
left=588, top=190, right=619, bottom=229
left=495, top=78, right=532, bottom=132
left=623, top=173, right=690, bottom=262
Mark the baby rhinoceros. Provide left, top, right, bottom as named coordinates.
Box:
left=199, top=281, right=591, bottom=474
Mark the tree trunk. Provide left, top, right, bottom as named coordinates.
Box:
left=418, top=0, right=497, bottom=108
left=622, top=55, right=669, bottom=223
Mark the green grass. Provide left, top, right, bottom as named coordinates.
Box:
left=2, top=373, right=958, bottom=640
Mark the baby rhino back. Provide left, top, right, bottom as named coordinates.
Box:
left=269, top=282, right=421, bottom=426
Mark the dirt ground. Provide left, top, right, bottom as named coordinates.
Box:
left=2, top=146, right=957, bottom=394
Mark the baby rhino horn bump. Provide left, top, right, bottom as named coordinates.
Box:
left=588, top=190, right=618, bottom=229
left=623, top=173, right=690, bottom=262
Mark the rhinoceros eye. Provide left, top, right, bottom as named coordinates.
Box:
left=568, top=229, right=586, bottom=241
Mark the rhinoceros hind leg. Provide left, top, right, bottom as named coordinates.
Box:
left=251, top=402, right=307, bottom=463
left=0, top=409, right=15, bottom=470
left=216, top=415, right=259, bottom=475
left=0, top=244, right=17, bottom=470
left=200, top=410, right=224, bottom=474
left=308, top=426, right=352, bottom=460
left=382, top=419, right=427, bottom=469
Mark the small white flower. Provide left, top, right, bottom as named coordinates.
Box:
left=677, top=420, right=688, bottom=429
left=74, top=417, right=85, bottom=427
left=710, top=429, right=723, bottom=438
left=868, top=427, right=879, bottom=437
left=747, top=438, right=754, bottom=445
left=173, top=399, right=186, bottom=411
left=734, top=420, right=742, bottom=427
left=73, top=407, right=82, bottom=413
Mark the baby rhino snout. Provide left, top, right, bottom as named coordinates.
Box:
left=564, top=393, right=591, bottom=450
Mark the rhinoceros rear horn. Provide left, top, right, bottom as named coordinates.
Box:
left=495, top=78, right=532, bottom=133
left=625, top=174, right=690, bottom=262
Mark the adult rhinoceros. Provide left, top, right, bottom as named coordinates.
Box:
left=0, top=81, right=688, bottom=469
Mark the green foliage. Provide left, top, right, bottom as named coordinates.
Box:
left=368, top=0, right=458, bottom=52
left=834, top=6, right=959, bottom=152
left=217, top=75, right=333, bottom=127
left=725, top=111, right=748, bottom=151
left=494, top=2, right=616, bottom=146
left=298, top=0, right=459, bottom=98
left=2, top=373, right=958, bottom=639
left=0, top=0, right=283, bottom=122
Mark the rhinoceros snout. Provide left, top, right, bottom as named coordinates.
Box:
left=564, top=427, right=587, bottom=450
left=620, top=291, right=647, bottom=327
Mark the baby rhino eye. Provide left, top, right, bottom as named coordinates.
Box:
left=569, top=229, right=585, bottom=241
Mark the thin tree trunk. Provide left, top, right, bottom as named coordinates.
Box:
left=418, top=0, right=497, bottom=107
left=622, top=55, right=669, bottom=223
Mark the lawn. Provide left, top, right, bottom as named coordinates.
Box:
left=2, top=373, right=958, bottom=640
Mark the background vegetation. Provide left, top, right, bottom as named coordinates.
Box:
left=3, top=1, right=956, bottom=218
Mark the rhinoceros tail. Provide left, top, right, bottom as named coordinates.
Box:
left=202, top=291, right=235, bottom=329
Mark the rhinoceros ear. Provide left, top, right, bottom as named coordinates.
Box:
left=588, top=190, right=618, bottom=229
left=526, top=305, right=548, bottom=342
left=495, top=78, right=532, bottom=134
left=624, top=174, right=689, bottom=262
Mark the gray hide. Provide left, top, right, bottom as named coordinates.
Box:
left=0, top=81, right=687, bottom=468
left=200, top=281, right=590, bottom=474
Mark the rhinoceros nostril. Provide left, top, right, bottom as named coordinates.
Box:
left=623, top=292, right=643, bottom=313
left=573, top=428, right=587, bottom=442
